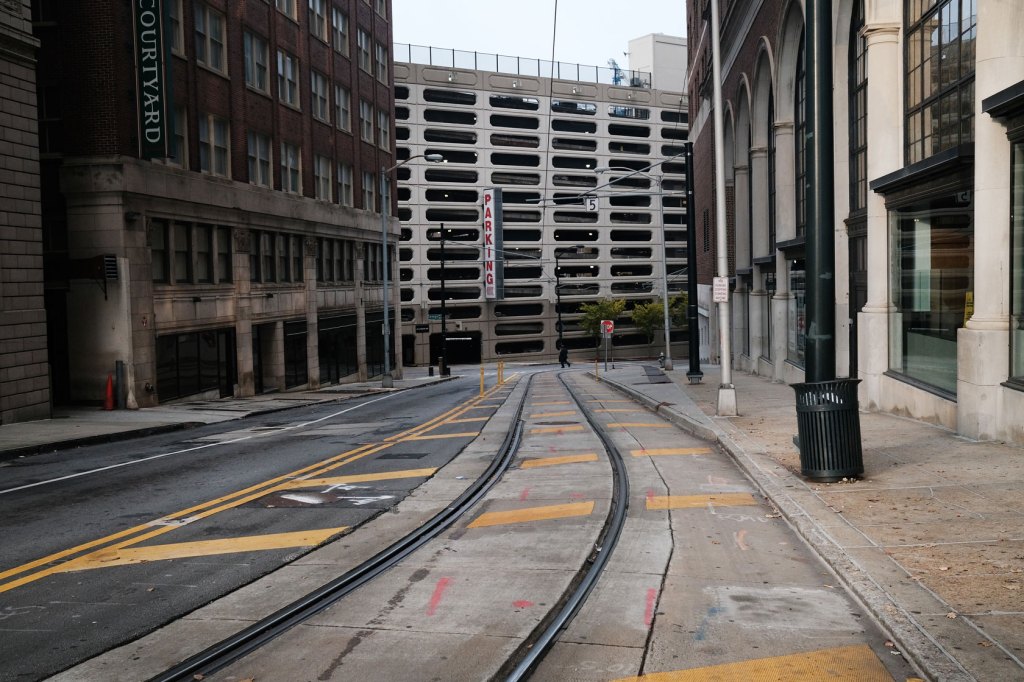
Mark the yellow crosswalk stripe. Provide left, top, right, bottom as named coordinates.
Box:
left=521, top=454, right=599, bottom=468
left=611, top=644, right=893, bottom=681
left=646, top=493, right=758, bottom=510
left=631, top=447, right=712, bottom=457
left=53, top=527, right=348, bottom=572
left=468, top=501, right=594, bottom=528
left=529, top=411, right=576, bottom=418
left=530, top=425, right=584, bottom=434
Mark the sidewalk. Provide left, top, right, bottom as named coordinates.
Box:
left=0, top=366, right=455, bottom=461
left=598, top=363, right=1024, bottom=682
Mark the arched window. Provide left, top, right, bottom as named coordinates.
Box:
left=768, top=89, right=776, bottom=252
left=794, top=36, right=806, bottom=237
left=849, top=0, right=867, bottom=215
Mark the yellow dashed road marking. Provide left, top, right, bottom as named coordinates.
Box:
left=288, top=468, right=437, bottom=488
left=529, top=425, right=584, bottom=434
left=468, top=501, right=594, bottom=528
left=54, top=528, right=348, bottom=572
left=631, top=447, right=713, bottom=457
left=647, top=493, right=758, bottom=510
left=406, top=432, right=480, bottom=441
left=612, top=644, right=893, bottom=681
left=446, top=417, right=489, bottom=424
left=521, top=454, right=599, bottom=468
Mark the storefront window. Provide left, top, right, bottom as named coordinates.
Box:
left=761, top=272, right=774, bottom=361
left=1011, top=141, right=1024, bottom=386
left=888, top=195, right=973, bottom=395
left=788, top=259, right=805, bottom=366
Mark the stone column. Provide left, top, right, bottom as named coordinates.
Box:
left=234, top=228, right=255, bottom=396
left=304, top=237, right=320, bottom=389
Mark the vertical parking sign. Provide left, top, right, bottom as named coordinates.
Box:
left=483, top=188, right=504, bottom=300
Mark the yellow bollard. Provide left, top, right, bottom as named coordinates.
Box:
left=498, top=361, right=504, bottom=384
left=480, top=365, right=485, bottom=396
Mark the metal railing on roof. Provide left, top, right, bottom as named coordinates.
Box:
left=394, top=43, right=652, bottom=88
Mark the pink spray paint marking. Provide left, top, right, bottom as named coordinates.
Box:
left=644, top=587, right=658, bottom=626
left=520, top=488, right=530, bottom=501
left=646, top=488, right=656, bottom=504
left=513, top=600, right=534, bottom=608
left=426, top=577, right=453, bottom=616
left=569, top=491, right=584, bottom=500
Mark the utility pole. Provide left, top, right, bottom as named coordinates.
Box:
left=685, top=141, right=703, bottom=383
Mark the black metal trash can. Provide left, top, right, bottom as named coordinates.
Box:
left=791, top=378, right=864, bottom=482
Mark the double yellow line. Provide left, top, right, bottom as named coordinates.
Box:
left=0, top=381, right=516, bottom=594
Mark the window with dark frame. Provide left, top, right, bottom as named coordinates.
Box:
left=848, top=0, right=868, bottom=215
left=794, top=35, right=807, bottom=238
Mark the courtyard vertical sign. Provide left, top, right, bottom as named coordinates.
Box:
left=133, top=0, right=169, bottom=159
left=483, top=188, right=504, bottom=300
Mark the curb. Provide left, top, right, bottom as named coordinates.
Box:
left=595, top=372, right=967, bottom=682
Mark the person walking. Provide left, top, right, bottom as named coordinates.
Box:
left=559, top=345, right=570, bottom=368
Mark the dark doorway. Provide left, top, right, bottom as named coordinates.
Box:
left=849, top=233, right=867, bottom=378
left=44, top=290, right=70, bottom=405
left=402, top=334, right=416, bottom=366
left=429, top=330, right=482, bottom=365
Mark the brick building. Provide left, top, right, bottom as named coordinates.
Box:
left=0, top=0, right=48, bottom=423
left=33, top=0, right=402, bottom=407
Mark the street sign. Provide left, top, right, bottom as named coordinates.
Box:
left=601, top=319, right=615, bottom=334
left=415, top=324, right=429, bottom=333
left=712, top=276, right=730, bottom=303
left=428, top=313, right=441, bottom=321
left=584, top=196, right=599, bottom=211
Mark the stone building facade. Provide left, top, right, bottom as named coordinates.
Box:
left=0, top=0, right=48, bottom=423
left=687, top=0, right=1024, bottom=446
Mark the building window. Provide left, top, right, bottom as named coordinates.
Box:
left=1009, top=140, right=1024, bottom=387
left=292, top=234, right=304, bottom=282
left=276, top=0, right=297, bottom=20
left=281, top=142, right=301, bottom=193
left=247, top=131, right=272, bottom=187
left=278, top=233, right=289, bottom=281
left=216, top=226, right=232, bottom=283
left=848, top=1, right=867, bottom=215
left=198, top=114, right=229, bottom=177
left=244, top=31, right=270, bottom=93
left=768, top=89, right=776, bottom=252
left=375, top=42, right=388, bottom=82
left=375, top=0, right=386, bottom=18
left=194, top=3, right=226, bottom=73
left=794, top=36, right=806, bottom=238
left=335, top=85, right=351, bottom=131
left=174, top=221, right=191, bottom=283
left=362, top=170, right=375, bottom=210
left=905, top=0, right=977, bottom=165
left=356, top=28, right=371, bottom=72
left=359, top=99, right=374, bottom=142
left=277, top=50, right=300, bottom=107
left=168, top=0, right=184, bottom=53
left=311, top=70, right=330, bottom=122
left=338, top=162, right=353, bottom=206
left=888, top=196, right=974, bottom=395
left=168, top=106, right=188, bottom=168
left=378, top=110, right=390, bottom=148
left=196, top=223, right=213, bottom=283
left=261, top=232, right=277, bottom=281
left=308, top=0, right=327, bottom=41
left=151, top=220, right=169, bottom=282
left=314, top=155, right=332, bottom=200
left=788, top=259, right=806, bottom=367
left=332, top=7, right=349, bottom=55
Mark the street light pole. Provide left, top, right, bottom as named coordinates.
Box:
left=380, top=153, right=443, bottom=388
left=684, top=141, right=703, bottom=383
left=439, top=224, right=449, bottom=376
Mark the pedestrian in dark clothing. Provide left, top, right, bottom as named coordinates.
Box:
left=559, top=346, right=569, bottom=368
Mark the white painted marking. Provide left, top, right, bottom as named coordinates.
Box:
left=335, top=495, right=394, bottom=506
left=280, top=493, right=327, bottom=505
left=321, top=483, right=370, bottom=493
left=0, top=393, right=402, bottom=496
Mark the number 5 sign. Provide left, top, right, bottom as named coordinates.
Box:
left=601, top=319, right=615, bottom=334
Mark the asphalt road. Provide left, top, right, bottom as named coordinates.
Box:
left=0, top=377, right=490, bottom=682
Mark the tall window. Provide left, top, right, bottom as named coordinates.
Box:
left=308, top=0, right=327, bottom=41
left=247, top=131, right=272, bottom=187
left=314, top=155, right=332, bottom=200
left=905, top=0, right=977, bottom=165
left=357, top=28, right=371, bottom=72
left=151, top=220, right=169, bottom=282
left=335, top=85, right=351, bottom=131
left=168, top=106, right=187, bottom=168
left=1009, top=140, right=1024, bottom=387
left=281, top=142, right=301, bottom=193
left=276, top=0, right=296, bottom=20
left=374, top=0, right=386, bottom=18
left=848, top=2, right=868, bottom=215
left=359, top=99, right=374, bottom=142
left=362, top=171, right=375, bottom=210
left=378, top=110, right=390, bottom=148
left=332, top=7, right=349, bottom=56
left=311, top=70, right=330, bottom=122
left=194, top=4, right=226, bottom=73
left=768, top=89, right=776, bottom=252
left=244, top=32, right=269, bottom=93
left=196, top=224, right=213, bottom=283
left=168, top=0, right=184, bottom=53
left=216, top=226, right=232, bottom=283
left=277, top=50, right=300, bottom=107
left=794, top=36, right=806, bottom=238
left=338, top=162, right=353, bottom=206
left=174, top=222, right=191, bottom=283
left=198, top=114, right=229, bottom=177
left=375, top=42, right=388, bottom=82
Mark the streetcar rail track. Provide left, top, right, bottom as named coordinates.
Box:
left=149, top=375, right=531, bottom=682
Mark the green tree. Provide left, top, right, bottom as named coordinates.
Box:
left=578, top=298, right=626, bottom=357
left=669, top=292, right=689, bottom=328
left=631, top=300, right=663, bottom=343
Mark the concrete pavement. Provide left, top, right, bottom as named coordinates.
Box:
left=597, top=363, right=1024, bottom=682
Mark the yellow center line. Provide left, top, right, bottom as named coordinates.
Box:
left=646, top=493, right=758, bottom=510
left=529, top=425, right=584, bottom=434
left=611, top=644, right=893, bottom=681
left=631, top=447, right=713, bottom=457
left=405, top=431, right=480, bottom=441
left=445, top=417, right=489, bottom=424
left=286, top=468, right=437, bottom=488
left=468, top=501, right=595, bottom=528
left=521, top=454, right=599, bottom=468
left=54, top=527, right=348, bottom=572
left=529, top=411, right=576, bottom=418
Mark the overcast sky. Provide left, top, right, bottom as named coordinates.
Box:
left=392, top=1, right=687, bottom=73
